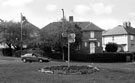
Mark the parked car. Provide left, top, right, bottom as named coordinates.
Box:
left=21, top=53, right=49, bottom=63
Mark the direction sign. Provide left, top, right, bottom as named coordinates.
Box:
left=62, top=33, right=68, bottom=37
left=68, top=33, right=76, bottom=43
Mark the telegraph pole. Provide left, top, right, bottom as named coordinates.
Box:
left=20, top=13, right=23, bottom=55
left=62, top=9, right=65, bottom=61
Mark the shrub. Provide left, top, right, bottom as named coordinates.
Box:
left=105, top=43, right=118, bottom=52
left=2, top=48, right=13, bottom=56
left=13, top=50, right=28, bottom=57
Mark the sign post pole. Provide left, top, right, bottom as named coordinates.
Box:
left=68, top=37, right=70, bottom=67
left=67, top=33, right=76, bottom=67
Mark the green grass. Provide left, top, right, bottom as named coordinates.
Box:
left=0, top=56, right=18, bottom=61
left=0, top=57, right=135, bottom=83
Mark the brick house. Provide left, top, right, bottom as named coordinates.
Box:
left=42, top=16, right=104, bottom=54
left=77, top=21, right=103, bottom=54
left=102, top=22, right=135, bottom=52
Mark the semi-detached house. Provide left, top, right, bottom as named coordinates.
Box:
left=102, top=22, right=135, bottom=52
left=43, top=16, right=104, bottom=54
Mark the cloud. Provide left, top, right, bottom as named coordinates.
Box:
left=129, top=12, right=135, bottom=17
left=2, top=0, right=33, bottom=7
left=74, top=5, right=90, bottom=15
left=46, top=4, right=57, bottom=12
left=91, top=3, right=113, bottom=15
left=92, top=18, right=121, bottom=30
left=74, top=3, right=113, bottom=16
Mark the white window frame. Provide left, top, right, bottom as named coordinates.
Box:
left=90, top=31, right=94, bottom=38
left=98, top=42, right=100, bottom=47
left=130, top=35, right=134, bottom=40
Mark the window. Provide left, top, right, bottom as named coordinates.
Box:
left=131, top=44, right=134, bottom=46
left=90, top=31, right=94, bottom=38
left=98, top=42, right=100, bottom=47
left=84, top=42, right=87, bottom=47
left=130, top=35, right=134, bottom=40
left=76, top=44, right=80, bottom=50
left=112, top=36, right=114, bottom=41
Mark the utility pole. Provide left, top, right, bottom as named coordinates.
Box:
left=20, top=13, right=23, bottom=55
left=61, top=9, right=65, bottom=61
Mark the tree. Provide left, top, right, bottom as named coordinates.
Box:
left=105, top=43, right=118, bottom=52
left=40, top=18, right=82, bottom=53
left=2, top=21, right=40, bottom=50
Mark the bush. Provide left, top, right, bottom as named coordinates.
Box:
left=105, top=43, right=118, bottom=52
left=13, top=50, right=28, bottom=57
left=2, top=48, right=13, bottom=56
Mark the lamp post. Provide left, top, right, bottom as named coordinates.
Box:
left=61, top=9, right=65, bottom=61
left=20, top=13, right=23, bottom=55
left=62, top=9, right=64, bottom=21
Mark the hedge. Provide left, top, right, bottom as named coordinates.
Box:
left=47, top=52, right=133, bottom=62
left=13, top=48, right=45, bottom=57
left=2, top=48, right=13, bottom=56
left=71, top=52, right=133, bottom=62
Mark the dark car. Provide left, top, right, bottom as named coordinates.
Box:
left=21, top=53, right=49, bottom=63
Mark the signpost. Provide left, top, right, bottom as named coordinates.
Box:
left=67, top=33, right=75, bottom=67
left=68, top=33, right=76, bottom=43
left=62, top=32, right=76, bottom=67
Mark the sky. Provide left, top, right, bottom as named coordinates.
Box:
left=0, top=0, right=135, bottom=30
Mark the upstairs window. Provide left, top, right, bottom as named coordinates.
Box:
left=90, top=31, right=94, bottom=38
left=98, top=42, right=100, bottom=47
left=130, top=35, right=134, bottom=40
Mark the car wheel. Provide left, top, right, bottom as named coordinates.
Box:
left=22, top=59, right=27, bottom=63
left=39, top=59, right=43, bottom=63
left=29, top=61, right=32, bottom=63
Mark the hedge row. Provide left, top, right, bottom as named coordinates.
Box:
left=13, top=48, right=45, bottom=57
left=71, top=52, right=133, bottom=62
left=2, top=48, right=13, bottom=56
left=49, top=52, right=133, bottom=62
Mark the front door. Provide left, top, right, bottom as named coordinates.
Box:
left=90, top=42, right=95, bottom=54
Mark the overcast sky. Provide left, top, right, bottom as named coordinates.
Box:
left=0, top=0, right=135, bottom=29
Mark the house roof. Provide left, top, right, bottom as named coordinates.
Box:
left=103, top=25, right=135, bottom=36
left=76, top=22, right=104, bottom=31
left=42, top=21, right=103, bottom=31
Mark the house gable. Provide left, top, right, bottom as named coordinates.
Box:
left=75, top=22, right=104, bottom=31
left=103, top=25, right=127, bottom=36
left=103, top=22, right=135, bottom=36
left=102, top=22, right=135, bottom=52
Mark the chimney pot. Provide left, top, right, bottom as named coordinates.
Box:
left=123, top=22, right=127, bottom=28
left=69, top=16, right=73, bottom=22
left=127, top=21, right=131, bottom=27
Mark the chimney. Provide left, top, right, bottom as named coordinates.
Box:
left=69, top=16, right=73, bottom=22
left=123, top=21, right=131, bottom=28
left=123, top=22, right=127, bottom=28
left=127, top=21, right=131, bottom=27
